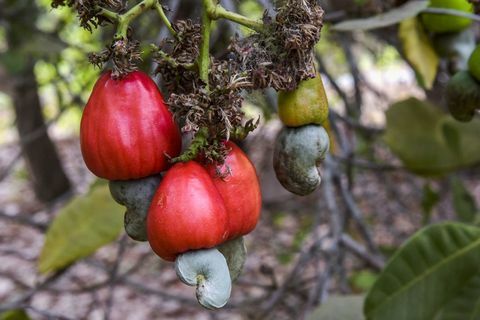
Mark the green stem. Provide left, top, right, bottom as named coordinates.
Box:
left=155, top=3, right=177, bottom=37
left=171, top=128, right=209, bottom=163
left=98, top=7, right=119, bottom=21
left=203, top=0, right=264, bottom=32
left=199, top=0, right=213, bottom=89
left=115, top=0, right=157, bottom=39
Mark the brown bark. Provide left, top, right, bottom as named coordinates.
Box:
left=12, top=63, right=71, bottom=202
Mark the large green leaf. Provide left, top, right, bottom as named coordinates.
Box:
left=384, top=98, right=480, bottom=176
left=38, top=184, right=124, bottom=274
left=308, top=295, right=364, bottom=320
left=435, top=272, right=480, bottom=319
left=399, top=17, right=439, bottom=89
left=364, top=223, right=480, bottom=320
left=332, top=1, right=429, bottom=32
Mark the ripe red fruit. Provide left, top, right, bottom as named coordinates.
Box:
left=147, top=143, right=261, bottom=261
left=147, top=161, right=229, bottom=261
left=206, top=142, right=262, bottom=240
left=80, top=71, right=181, bottom=180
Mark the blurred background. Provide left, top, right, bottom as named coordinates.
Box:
left=0, top=0, right=479, bottom=319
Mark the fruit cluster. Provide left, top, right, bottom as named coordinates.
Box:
left=80, top=70, right=261, bottom=309
left=273, top=74, right=331, bottom=196
left=420, top=0, right=479, bottom=122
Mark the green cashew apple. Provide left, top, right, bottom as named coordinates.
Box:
left=422, top=0, right=473, bottom=34
left=175, top=248, right=232, bottom=309
left=109, top=175, right=162, bottom=241
left=446, top=71, right=480, bottom=122
left=273, top=125, right=330, bottom=196
left=468, top=45, right=480, bottom=82
left=217, top=237, right=247, bottom=282
left=278, top=74, right=329, bottom=128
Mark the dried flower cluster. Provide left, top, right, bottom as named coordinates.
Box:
left=154, top=0, right=324, bottom=163
left=51, top=0, right=125, bottom=31
left=231, top=0, right=324, bottom=91
left=89, top=38, right=142, bottom=79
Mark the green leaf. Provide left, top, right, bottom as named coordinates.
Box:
left=451, top=177, right=478, bottom=223
left=308, top=295, right=364, bottom=320
left=435, top=272, right=480, bottom=319
left=0, top=310, right=31, bottom=320
left=384, top=98, right=480, bottom=176
left=398, top=17, right=439, bottom=89
left=332, top=1, right=429, bottom=32
left=38, top=184, right=124, bottom=274
left=364, top=223, right=480, bottom=320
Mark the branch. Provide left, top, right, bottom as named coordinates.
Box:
left=154, top=3, right=177, bottom=36
left=199, top=0, right=213, bottom=88
left=340, top=234, right=385, bottom=271
left=422, top=7, right=480, bottom=22
left=115, top=0, right=157, bottom=39
left=204, top=0, right=264, bottom=32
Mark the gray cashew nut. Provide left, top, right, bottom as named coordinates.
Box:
left=109, top=175, right=162, bottom=241
left=273, top=125, right=330, bottom=196
left=218, top=237, right=247, bottom=282
left=175, top=248, right=232, bottom=310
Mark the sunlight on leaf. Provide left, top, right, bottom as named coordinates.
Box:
left=38, top=184, right=124, bottom=274
left=398, top=18, right=439, bottom=89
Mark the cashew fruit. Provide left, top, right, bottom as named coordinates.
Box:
left=468, top=45, right=480, bottom=82
left=446, top=71, right=480, bottom=122
left=421, top=0, right=473, bottom=34
left=217, top=237, right=247, bottom=282
left=278, top=74, right=329, bottom=127
left=109, top=175, right=162, bottom=241
left=273, top=125, right=330, bottom=196
left=175, top=248, right=232, bottom=309
left=147, top=142, right=261, bottom=261
left=80, top=71, right=181, bottom=180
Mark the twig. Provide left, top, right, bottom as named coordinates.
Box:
left=333, top=154, right=403, bottom=171
left=335, top=174, right=380, bottom=254
left=0, top=210, right=48, bottom=231
left=104, top=235, right=128, bottom=320
left=340, top=234, right=384, bottom=271
left=422, top=7, right=480, bottom=22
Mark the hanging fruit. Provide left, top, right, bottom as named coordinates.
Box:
left=80, top=71, right=182, bottom=180
left=421, top=0, right=474, bottom=34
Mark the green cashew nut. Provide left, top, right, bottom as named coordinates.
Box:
left=218, top=237, right=247, bottom=282
left=109, top=175, right=162, bottom=241
left=446, top=71, right=480, bottom=122
left=175, top=248, right=232, bottom=310
left=273, top=125, right=330, bottom=196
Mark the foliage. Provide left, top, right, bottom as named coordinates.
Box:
left=365, top=223, right=480, bottom=320
left=38, top=182, right=124, bottom=274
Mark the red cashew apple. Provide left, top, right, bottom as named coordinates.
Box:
left=80, top=71, right=182, bottom=180
left=147, top=142, right=262, bottom=261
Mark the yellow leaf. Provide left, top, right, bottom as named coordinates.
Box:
left=399, top=17, right=439, bottom=89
